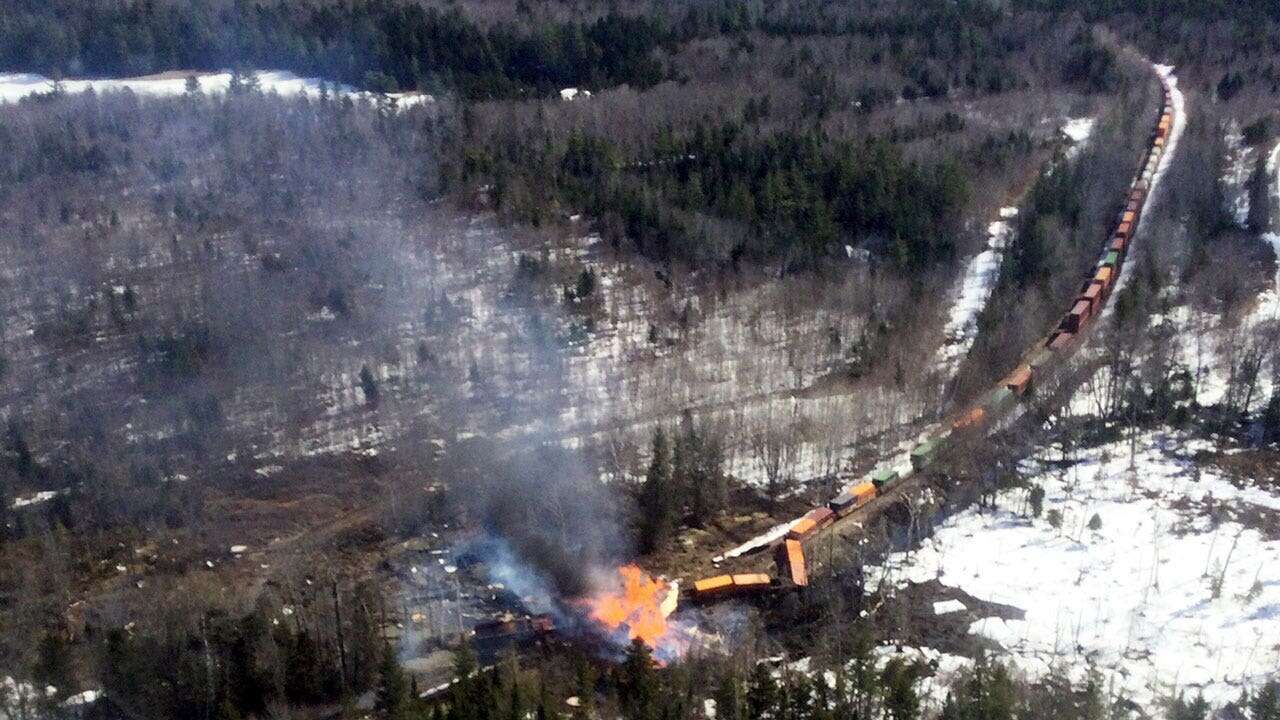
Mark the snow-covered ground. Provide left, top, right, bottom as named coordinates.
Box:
left=0, top=70, right=432, bottom=107
left=1062, top=117, right=1096, bottom=160
left=867, top=429, right=1280, bottom=711
left=934, top=208, right=1018, bottom=370
left=1222, top=123, right=1258, bottom=227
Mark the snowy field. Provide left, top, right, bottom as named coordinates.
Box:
left=868, top=429, right=1280, bottom=711
left=0, top=70, right=432, bottom=107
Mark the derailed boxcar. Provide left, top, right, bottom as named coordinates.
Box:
left=690, top=573, right=775, bottom=600
left=787, top=506, right=834, bottom=541
left=775, top=539, right=808, bottom=587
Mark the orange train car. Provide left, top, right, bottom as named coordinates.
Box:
left=1115, top=221, right=1133, bottom=242
left=1004, top=365, right=1033, bottom=396
left=952, top=406, right=986, bottom=432
left=1094, top=265, right=1114, bottom=290
left=787, top=506, right=834, bottom=541
left=691, top=573, right=774, bottom=599
left=775, top=539, right=808, bottom=587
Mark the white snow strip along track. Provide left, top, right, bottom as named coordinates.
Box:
left=868, top=429, right=1280, bottom=712
left=1107, top=64, right=1186, bottom=305
left=0, top=70, right=432, bottom=107
left=934, top=208, right=1018, bottom=371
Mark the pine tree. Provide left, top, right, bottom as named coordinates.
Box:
left=638, top=428, right=674, bottom=554
left=376, top=645, right=410, bottom=720
left=33, top=632, right=73, bottom=697
left=880, top=658, right=920, bottom=720
left=1250, top=681, right=1280, bottom=720
left=451, top=642, right=482, bottom=720
left=619, top=639, right=657, bottom=720
left=745, top=661, right=778, bottom=720
left=360, top=364, right=381, bottom=407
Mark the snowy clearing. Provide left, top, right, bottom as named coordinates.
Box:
left=0, top=70, right=432, bottom=107
left=868, top=429, right=1280, bottom=711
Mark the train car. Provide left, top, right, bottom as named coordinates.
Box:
left=952, top=406, right=986, bottom=433
left=849, top=481, right=876, bottom=508
left=1059, top=299, right=1092, bottom=333
left=1115, top=220, right=1133, bottom=244
left=692, top=575, right=734, bottom=597
left=1027, top=346, right=1053, bottom=372
left=870, top=467, right=899, bottom=490
left=1079, top=281, right=1105, bottom=314
left=1109, top=237, right=1127, bottom=255
left=732, top=574, right=773, bottom=591
left=691, top=573, right=775, bottom=600
left=775, top=539, right=808, bottom=587
left=910, top=439, right=940, bottom=472
left=986, top=386, right=1017, bottom=415
left=1094, top=266, right=1115, bottom=293
left=787, top=506, right=834, bottom=541
left=1102, top=250, right=1121, bottom=268
left=1047, top=331, right=1074, bottom=351
left=1004, top=364, right=1033, bottom=396
left=828, top=489, right=858, bottom=515
left=828, top=481, right=875, bottom=517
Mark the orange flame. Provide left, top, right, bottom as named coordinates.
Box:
left=584, top=565, right=673, bottom=648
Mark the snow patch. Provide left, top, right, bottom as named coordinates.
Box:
left=932, top=599, right=966, bottom=615
left=867, top=429, right=1280, bottom=712
left=934, top=209, right=1017, bottom=369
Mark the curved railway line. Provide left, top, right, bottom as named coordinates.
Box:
left=687, top=63, right=1184, bottom=602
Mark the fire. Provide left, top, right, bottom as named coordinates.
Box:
left=584, top=565, right=677, bottom=648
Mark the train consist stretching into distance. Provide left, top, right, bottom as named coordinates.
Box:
left=690, top=70, right=1177, bottom=602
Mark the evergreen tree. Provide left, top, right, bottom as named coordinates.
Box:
left=33, top=632, right=74, bottom=697
left=360, top=364, right=381, bottom=407
left=746, top=661, right=779, bottom=720
left=376, top=645, right=411, bottom=720
left=638, top=428, right=675, bottom=554
left=619, top=639, right=657, bottom=720
left=881, top=658, right=921, bottom=720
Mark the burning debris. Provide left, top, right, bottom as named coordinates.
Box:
left=582, top=565, right=681, bottom=650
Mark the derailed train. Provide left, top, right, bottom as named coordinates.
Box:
left=690, top=73, right=1177, bottom=600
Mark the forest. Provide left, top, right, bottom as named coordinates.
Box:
left=3, top=0, right=1280, bottom=719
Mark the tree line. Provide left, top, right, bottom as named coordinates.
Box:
left=475, top=121, right=969, bottom=273
left=0, top=0, right=669, bottom=99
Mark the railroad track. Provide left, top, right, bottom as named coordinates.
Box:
left=686, top=63, right=1182, bottom=602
